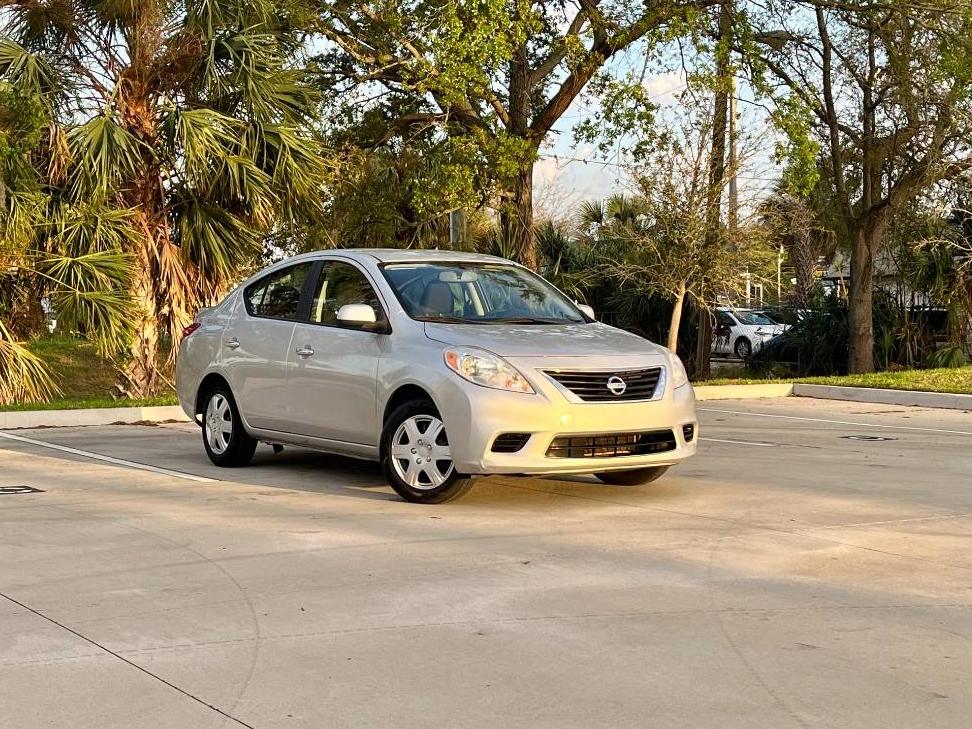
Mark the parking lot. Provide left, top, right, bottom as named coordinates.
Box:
left=2, top=397, right=971, bottom=729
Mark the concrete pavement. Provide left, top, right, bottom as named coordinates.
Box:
left=1, top=398, right=971, bottom=729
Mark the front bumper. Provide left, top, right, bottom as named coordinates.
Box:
left=436, top=364, right=698, bottom=476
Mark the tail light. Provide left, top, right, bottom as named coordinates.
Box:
left=182, top=322, right=201, bottom=339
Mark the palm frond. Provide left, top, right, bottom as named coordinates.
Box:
left=576, top=200, right=605, bottom=228
left=0, top=39, right=61, bottom=97
left=42, top=251, right=134, bottom=354
left=50, top=202, right=141, bottom=254
left=67, top=114, right=144, bottom=201
left=0, top=320, right=59, bottom=405
left=173, top=193, right=261, bottom=283
left=167, top=107, right=243, bottom=174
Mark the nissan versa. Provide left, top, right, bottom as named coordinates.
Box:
left=176, top=250, right=698, bottom=503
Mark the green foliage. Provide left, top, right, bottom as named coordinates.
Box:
left=748, top=298, right=850, bottom=376
left=0, top=0, right=330, bottom=396
left=772, top=95, right=819, bottom=196
left=0, top=321, right=58, bottom=404
left=925, top=345, right=968, bottom=369
left=573, top=73, right=660, bottom=161
left=0, top=82, right=136, bottom=403
left=311, top=0, right=719, bottom=263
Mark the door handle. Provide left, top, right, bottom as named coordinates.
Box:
left=224, top=337, right=240, bottom=350
left=295, top=345, right=315, bottom=358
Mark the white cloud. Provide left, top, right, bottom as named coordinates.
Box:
left=642, top=71, right=686, bottom=105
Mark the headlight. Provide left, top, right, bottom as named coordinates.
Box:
left=443, top=347, right=534, bottom=393
left=670, top=353, right=689, bottom=389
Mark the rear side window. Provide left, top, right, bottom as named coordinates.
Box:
left=245, top=263, right=311, bottom=320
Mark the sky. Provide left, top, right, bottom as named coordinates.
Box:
left=532, top=71, right=689, bottom=214
left=532, top=67, right=783, bottom=223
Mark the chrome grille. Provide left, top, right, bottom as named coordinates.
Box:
left=543, top=367, right=663, bottom=402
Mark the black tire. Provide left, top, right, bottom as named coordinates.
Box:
left=381, top=399, right=474, bottom=504
left=734, top=338, right=752, bottom=359
left=595, top=466, right=670, bottom=486
left=200, top=383, right=257, bottom=467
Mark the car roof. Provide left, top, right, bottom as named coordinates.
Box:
left=285, top=248, right=515, bottom=266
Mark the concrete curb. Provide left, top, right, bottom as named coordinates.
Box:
left=0, top=405, right=190, bottom=430
left=694, top=383, right=794, bottom=400
left=792, top=384, right=972, bottom=411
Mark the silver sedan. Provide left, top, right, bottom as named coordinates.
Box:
left=176, top=249, right=698, bottom=503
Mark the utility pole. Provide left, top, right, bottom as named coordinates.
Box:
left=728, top=75, right=738, bottom=236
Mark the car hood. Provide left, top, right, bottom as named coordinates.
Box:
left=423, top=321, right=667, bottom=358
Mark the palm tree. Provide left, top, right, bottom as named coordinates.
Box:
left=760, top=184, right=834, bottom=308
left=0, top=1, right=327, bottom=397
left=1, top=82, right=132, bottom=404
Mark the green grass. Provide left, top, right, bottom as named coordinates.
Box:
left=0, top=394, right=178, bottom=412
left=1, top=335, right=177, bottom=412
left=698, top=366, right=972, bottom=395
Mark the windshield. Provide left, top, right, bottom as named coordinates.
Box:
left=735, top=311, right=776, bottom=326
left=381, top=262, right=586, bottom=324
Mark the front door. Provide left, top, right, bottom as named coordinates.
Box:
left=287, top=259, right=388, bottom=446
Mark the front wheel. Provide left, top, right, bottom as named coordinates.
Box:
left=201, top=385, right=257, bottom=467
left=381, top=400, right=474, bottom=503
left=594, top=466, right=669, bottom=486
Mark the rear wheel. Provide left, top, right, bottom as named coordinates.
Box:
left=594, top=466, right=669, bottom=486
left=734, top=338, right=752, bottom=358
left=201, top=384, right=257, bottom=467
left=381, top=400, right=474, bottom=503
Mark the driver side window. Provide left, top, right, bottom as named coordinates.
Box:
left=309, top=261, right=383, bottom=326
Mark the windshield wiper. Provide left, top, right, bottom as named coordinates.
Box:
left=480, top=317, right=574, bottom=325
left=414, top=315, right=484, bottom=324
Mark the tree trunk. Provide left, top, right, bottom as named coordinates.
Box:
left=126, top=240, right=161, bottom=397
left=498, top=162, right=537, bottom=269
left=118, top=3, right=166, bottom=398
left=512, top=164, right=536, bottom=270
left=695, top=0, right=732, bottom=380
left=847, top=219, right=884, bottom=373
left=667, top=284, right=687, bottom=351
left=791, top=230, right=816, bottom=308
left=501, top=29, right=538, bottom=271
left=7, top=282, right=47, bottom=339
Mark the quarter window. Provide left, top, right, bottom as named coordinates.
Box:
left=245, top=263, right=311, bottom=320
left=309, top=261, right=384, bottom=326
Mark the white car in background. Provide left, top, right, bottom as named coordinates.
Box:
left=712, top=307, right=787, bottom=359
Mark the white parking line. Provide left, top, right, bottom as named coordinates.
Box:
left=701, top=437, right=776, bottom=447
left=0, top=431, right=216, bottom=483
left=699, top=407, right=972, bottom=437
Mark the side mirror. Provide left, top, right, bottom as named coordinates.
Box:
left=577, top=303, right=595, bottom=320
left=336, top=304, right=377, bottom=327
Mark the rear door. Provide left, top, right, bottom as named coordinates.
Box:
left=286, top=259, right=388, bottom=445
left=222, top=261, right=313, bottom=431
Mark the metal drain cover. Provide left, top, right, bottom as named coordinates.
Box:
left=841, top=435, right=897, bottom=442
left=0, top=486, right=45, bottom=495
